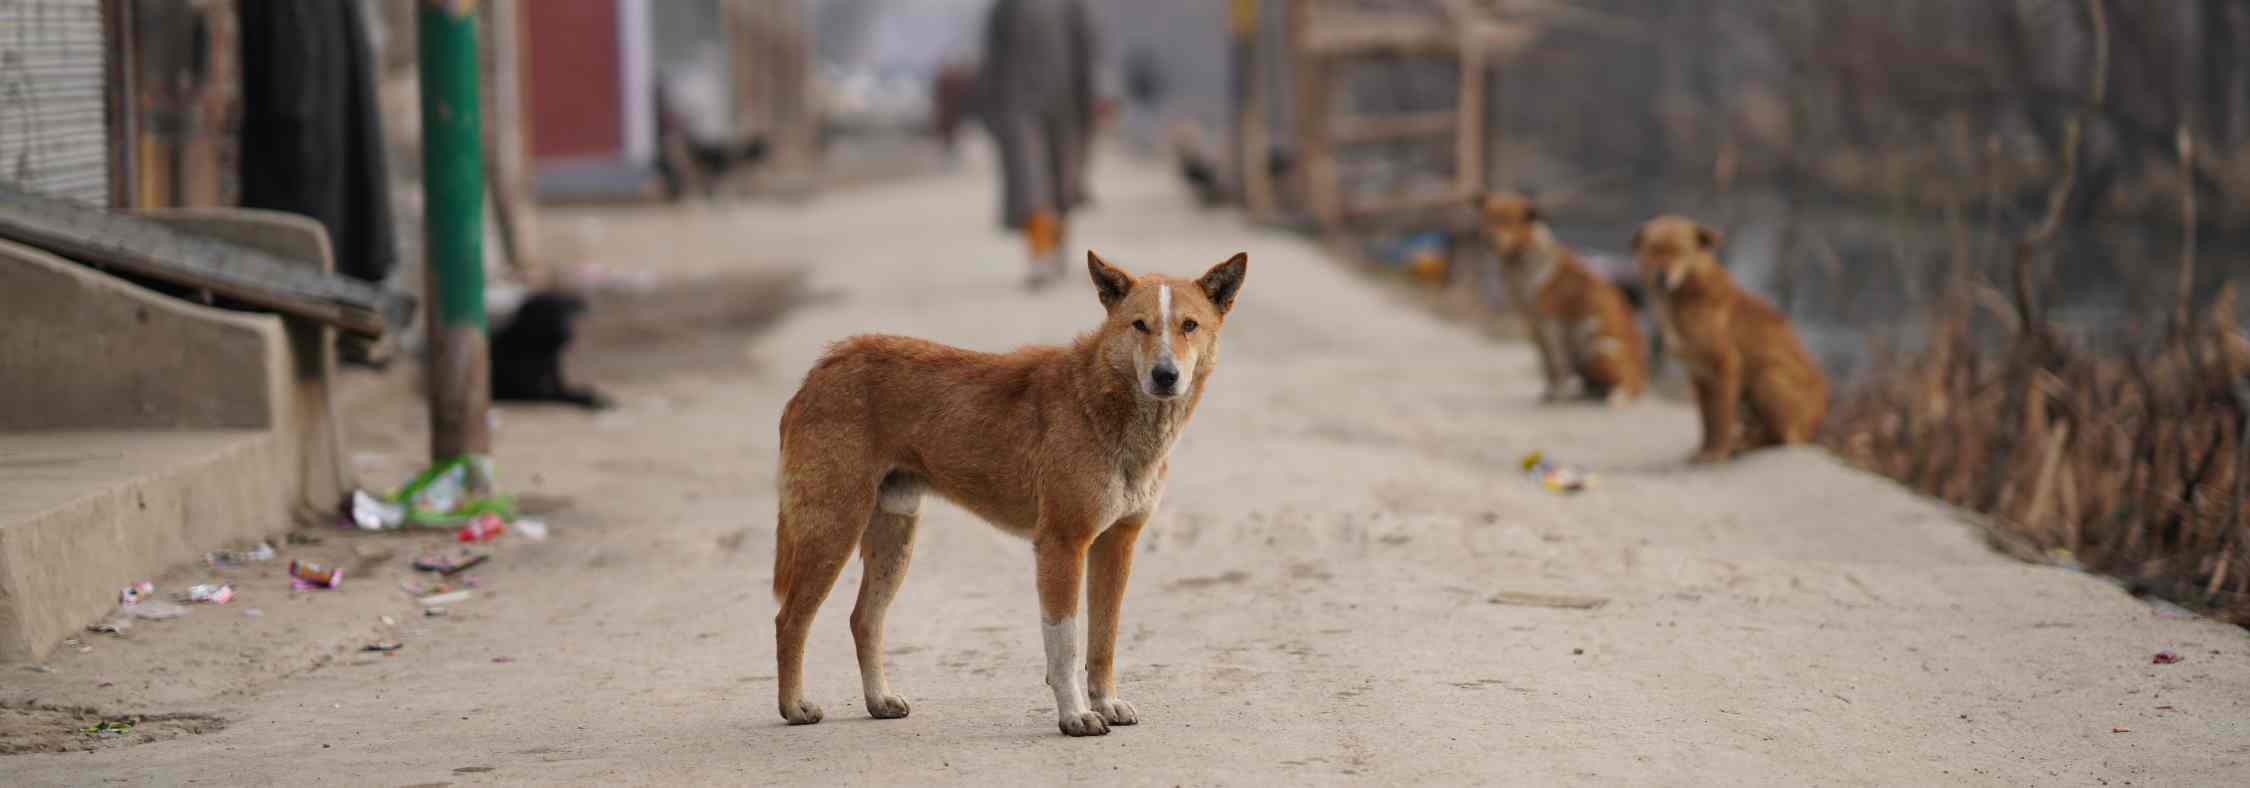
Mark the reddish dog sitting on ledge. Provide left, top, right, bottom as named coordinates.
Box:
left=1633, top=215, right=1826, bottom=463
left=771, top=251, right=1248, bottom=736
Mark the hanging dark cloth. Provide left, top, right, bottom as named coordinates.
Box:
left=235, top=0, right=396, bottom=286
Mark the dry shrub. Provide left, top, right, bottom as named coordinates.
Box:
left=1826, top=284, right=2250, bottom=624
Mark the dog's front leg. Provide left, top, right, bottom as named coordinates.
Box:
left=1034, top=525, right=1106, bottom=736
left=1085, top=515, right=1147, bottom=727
left=1531, top=317, right=1574, bottom=401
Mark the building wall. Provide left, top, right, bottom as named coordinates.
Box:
left=0, top=0, right=111, bottom=205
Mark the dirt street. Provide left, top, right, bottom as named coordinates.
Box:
left=5, top=153, right=2247, bottom=785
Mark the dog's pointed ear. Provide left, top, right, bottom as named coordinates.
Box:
left=1695, top=224, right=1722, bottom=250
left=1088, top=251, right=1134, bottom=310
left=1198, top=252, right=1248, bottom=315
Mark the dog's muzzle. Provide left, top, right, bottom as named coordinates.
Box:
left=1147, top=363, right=1182, bottom=399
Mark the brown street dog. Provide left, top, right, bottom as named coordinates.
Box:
left=772, top=251, right=1248, bottom=736
left=1478, top=192, right=1648, bottom=404
left=1632, top=215, right=1826, bottom=463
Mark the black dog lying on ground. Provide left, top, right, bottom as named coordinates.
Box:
left=490, top=291, right=611, bottom=410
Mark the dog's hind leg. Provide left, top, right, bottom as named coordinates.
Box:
left=851, top=473, right=922, bottom=719
left=774, top=481, right=874, bottom=726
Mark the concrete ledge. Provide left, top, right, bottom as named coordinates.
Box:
left=0, top=212, right=349, bottom=663
left=0, top=431, right=289, bottom=663
left=0, top=238, right=288, bottom=431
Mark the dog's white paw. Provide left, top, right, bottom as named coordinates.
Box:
left=1092, top=696, right=1138, bottom=726
left=865, top=693, right=911, bottom=719
left=1058, top=710, right=1111, bottom=737
left=780, top=700, right=824, bottom=725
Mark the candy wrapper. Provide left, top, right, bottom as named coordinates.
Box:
left=1521, top=451, right=1596, bottom=494
left=289, top=559, right=344, bottom=590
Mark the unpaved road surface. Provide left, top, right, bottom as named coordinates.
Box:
left=6, top=151, right=2247, bottom=786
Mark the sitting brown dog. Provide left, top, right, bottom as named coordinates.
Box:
left=1632, top=215, right=1826, bottom=463
left=1479, top=192, right=1647, bottom=404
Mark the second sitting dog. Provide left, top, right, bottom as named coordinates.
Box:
left=1478, top=192, right=1648, bottom=404
left=771, top=251, right=1248, bottom=736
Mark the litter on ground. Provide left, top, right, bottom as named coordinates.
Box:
left=418, top=590, right=475, bottom=607
left=289, top=560, right=344, bottom=590
left=180, top=584, right=233, bottom=604
left=1521, top=451, right=1597, bottom=493
left=206, top=542, right=276, bottom=567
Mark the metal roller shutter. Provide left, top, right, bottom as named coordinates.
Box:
left=0, top=0, right=110, bottom=205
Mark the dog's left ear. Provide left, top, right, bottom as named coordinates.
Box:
left=1088, top=251, right=1135, bottom=311
left=1198, top=252, right=1248, bottom=316
left=1695, top=224, right=1722, bottom=250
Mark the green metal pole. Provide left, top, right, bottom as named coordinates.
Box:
left=417, top=0, right=490, bottom=476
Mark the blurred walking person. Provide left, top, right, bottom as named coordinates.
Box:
left=237, top=0, right=397, bottom=364
left=979, top=0, right=1097, bottom=289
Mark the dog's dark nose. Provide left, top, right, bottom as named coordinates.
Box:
left=1150, top=364, right=1180, bottom=392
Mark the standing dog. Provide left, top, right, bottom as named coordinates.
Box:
left=772, top=251, right=1248, bottom=736
left=1632, top=215, right=1826, bottom=463
left=1478, top=192, right=1648, bottom=403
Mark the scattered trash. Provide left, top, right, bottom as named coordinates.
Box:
left=414, top=549, right=489, bottom=576
left=513, top=519, right=549, bottom=541
left=2112, top=726, right=2132, bottom=733
left=350, top=489, right=406, bottom=530
left=180, top=584, right=233, bottom=604
left=1488, top=591, right=1610, bottom=610
left=2047, top=547, right=2085, bottom=572
left=24, top=664, right=52, bottom=673
left=80, top=719, right=133, bottom=736
left=424, top=607, right=449, bottom=618
left=2153, top=650, right=2183, bottom=665
left=1373, top=231, right=1449, bottom=277
left=1521, top=451, right=1596, bottom=493
left=93, top=583, right=193, bottom=633
left=418, top=589, right=475, bottom=607
left=286, top=531, right=324, bottom=545
left=1571, top=648, right=1585, bottom=655
left=491, top=655, right=516, bottom=664
left=380, top=615, right=397, bottom=627
left=363, top=642, right=403, bottom=654
left=244, top=608, right=265, bottom=618
left=119, top=581, right=155, bottom=606
left=206, top=542, right=276, bottom=567
left=289, top=559, right=344, bottom=590
left=456, top=512, right=506, bottom=543
left=347, top=455, right=515, bottom=530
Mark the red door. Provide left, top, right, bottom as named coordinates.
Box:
left=526, top=0, right=623, bottom=161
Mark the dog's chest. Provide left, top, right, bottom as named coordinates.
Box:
left=1099, top=458, right=1168, bottom=524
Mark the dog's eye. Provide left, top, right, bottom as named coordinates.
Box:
left=1132, top=319, right=1150, bottom=333
left=1181, top=319, right=1199, bottom=334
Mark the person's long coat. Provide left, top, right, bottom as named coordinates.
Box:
left=978, top=0, right=1095, bottom=230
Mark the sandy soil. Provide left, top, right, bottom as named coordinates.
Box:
left=3, top=149, right=2246, bottom=786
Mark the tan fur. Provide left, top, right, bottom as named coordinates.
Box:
left=1632, top=215, right=1827, bottom=463
left=1478, top=192, right=1648, bottom=404
left=771, top=250, right=1247, bottom=736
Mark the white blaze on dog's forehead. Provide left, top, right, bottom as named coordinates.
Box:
left=1157, top=285, right=1171, bottom=341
